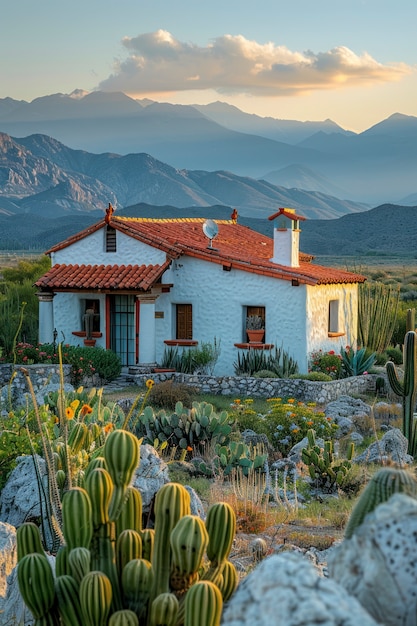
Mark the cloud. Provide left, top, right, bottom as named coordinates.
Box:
left=98, top=30, right=412, bottom=97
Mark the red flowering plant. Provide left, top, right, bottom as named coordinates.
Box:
left=309, top=349, right=342, bottom=380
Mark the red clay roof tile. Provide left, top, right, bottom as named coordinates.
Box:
left=35, top=261, right=171, bottom=292
left=44, top=216, right=366, bottom=286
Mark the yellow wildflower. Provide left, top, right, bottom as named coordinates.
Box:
left=146, top=379, right=155, bottom=389
left=70, top=399, right=80, bottom=411
left=65, top=407, right=75, bottom=420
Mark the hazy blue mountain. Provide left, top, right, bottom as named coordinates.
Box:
left=0, top=132, right=367, bottom=220
left=192, top=101, right=351, bottom=144
left=1, top=91, right=416, bottom=205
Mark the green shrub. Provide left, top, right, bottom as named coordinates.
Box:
left=149, top=379, right=193, bottom=409
left=233, top=397, right=337, bottom=456
left=234, top=345, right=298, bottom=377
left=289, top=372, right=333, bottom=381
left=308, top=349, right=342, bottom=379
left=253, top=369, right=279, bottom=378
left=385, top=347, right=403, bottom=365
left=160, top=339, right=221, bottom=374
left=10, top=343, right=121, bottom=386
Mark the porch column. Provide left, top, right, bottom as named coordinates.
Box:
left=36, top=291, right=55, bottom=344
left=137, top=293, right=158, bottom=365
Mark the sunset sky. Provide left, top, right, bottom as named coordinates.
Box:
left=2, top=0, right=416, bottom=132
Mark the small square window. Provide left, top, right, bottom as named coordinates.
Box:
left=328, top=300, right=339, bottom=333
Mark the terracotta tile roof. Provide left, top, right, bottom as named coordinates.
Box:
left=45, top=216, right=366, bottom=286
left=35, top=261, right=171, bottom=292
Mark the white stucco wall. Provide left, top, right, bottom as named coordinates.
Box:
left=45, top=227, right=359, bottom=376
left=52, top=228, right=167, bottom=266
left=306, top=283, right=358, bottom=359
left=53, top=292, right=107, bottom=349
left=153, top=256, right=309, bottom=375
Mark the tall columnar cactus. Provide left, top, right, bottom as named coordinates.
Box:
left=183, top=581, right=223, bottom=626
left=55, top=574, right=84, bottom=626
left=121, top=558, right=153, bottom=620
left=108, top=609, right=139, bottom=626
left=344, top=467, right=417, bottom=539
left=386, top=330, right=417, bottom=456
left=79, top=571, right=113, bottom=626
left=16, top=522, right=45, bottom=561
left=17, top=553, right=58, bottom=625
left=17, top=425, right=238, bottom=626
left=203, top=502, right=236, bottom=584
left=149, top=592, right=179, bottom=626
left=170, top=515, right=209, bottom=595
left=151, top=483, right=191, bottom=598
left=104, top=429, right=141, bottom=521
left=62, top=487, right=93, bottom=551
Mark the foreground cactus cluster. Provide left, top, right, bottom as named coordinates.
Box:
left=17, top=428, right=238, bottom=626
left=301, top=429, right=355, bottom=492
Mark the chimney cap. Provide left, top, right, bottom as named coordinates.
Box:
left=268, top=207, right=306, bottom=222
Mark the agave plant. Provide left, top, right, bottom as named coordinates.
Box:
left=340, top=345, right=376, bottom=377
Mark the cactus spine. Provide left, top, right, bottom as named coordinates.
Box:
left=386, top=330, right=417, bottom=457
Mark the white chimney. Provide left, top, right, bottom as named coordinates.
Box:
left=268, top=208, right=306, bottom=267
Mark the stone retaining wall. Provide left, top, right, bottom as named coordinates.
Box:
left=0, top=364, right=382, bottom=404
left=131, top=371, right=380, bottom=404
left=0, top=363, right=72, bottom=396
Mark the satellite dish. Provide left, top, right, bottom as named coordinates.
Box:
left=202, top=219, right=219, bottom=250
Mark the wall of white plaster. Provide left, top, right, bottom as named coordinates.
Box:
left=47, top=231, right=359, bottom=376
left=52, top=228, right=166, bottom=266
left=306, top=283, right=358, bottom=356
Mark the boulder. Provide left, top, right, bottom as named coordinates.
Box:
left=329, top=493, right=417, bottom=626
left=221, top=551, right=379, bottom=626
left=353, top=428, right=413, bottom=465
left=133, top=444, right=170, bottom=513
left=0, top=522, right=16, bottom=616
left=0, top=456, right=47, bottom=528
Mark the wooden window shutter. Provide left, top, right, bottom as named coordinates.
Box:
left=106, top=226, right=117, bottom=252
left=176, top=304, right=193, bottom=339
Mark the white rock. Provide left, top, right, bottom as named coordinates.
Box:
left=0, top=522, right=17, bottom=614
left=221, top=552, right=379, bottom=626
left=329, top=493, right=417, bottom=626
left=0, top=456, right=47, bottom=528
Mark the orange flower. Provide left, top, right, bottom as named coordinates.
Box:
left=80, top=404, right=93, bottom=417
left=104, top=423, right=114, bottom=434
left=287, top=398, right=295, bottom=404
left=65, top=407, right=75, bottom=420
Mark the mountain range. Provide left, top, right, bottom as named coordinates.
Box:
left=0, top=90, right=417, bottom=257
left=1, top=90, right=417, bottom=205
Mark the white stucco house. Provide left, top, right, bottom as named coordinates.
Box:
left=35, top=205, right=366, bottom=375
